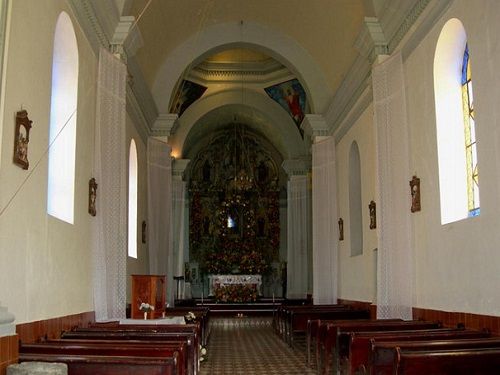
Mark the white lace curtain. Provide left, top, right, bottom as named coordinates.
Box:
left=287, top=175, right=310, bottom=299
left=92, top=48, right=127, bottom=321
left=147, top=137, right=174, bottom=306
left=373, top=51, right=413, bottom=320
left=312, top=137, right=339, bottom=304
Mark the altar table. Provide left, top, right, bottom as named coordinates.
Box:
left=208, top=274, right=262, bottom=296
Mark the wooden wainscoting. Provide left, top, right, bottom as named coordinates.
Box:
left=338, top=299, right=499, bottom=336
left=15, top=311, right=95, bottom=344
left=413, top=307, right=500, bottom=336
left=0, top=334, right=18, bottom=375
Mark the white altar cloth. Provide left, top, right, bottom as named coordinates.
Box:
left=209, top=274, right=262, bottom=296
left=119, top=316, right=186, bottom=325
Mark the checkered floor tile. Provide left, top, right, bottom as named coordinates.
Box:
left=200, top=317, right=315, bottom=375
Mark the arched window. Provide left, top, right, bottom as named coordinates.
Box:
left=349, top=141, right=363, bottom=256
left=461, top=44, right=479, bottom=216
left=128, top=139, right=138, bottom=258
left=47, top=12, right=79, bottom=224
left=434, top=19, right=479, bottom=224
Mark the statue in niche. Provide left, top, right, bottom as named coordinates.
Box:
left=227, top=206, right=241, bottom=236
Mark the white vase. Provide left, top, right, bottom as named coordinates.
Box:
left=143, top=311, right=147, bottom=320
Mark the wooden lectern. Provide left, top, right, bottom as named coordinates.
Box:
left=131, top=274, right=166, bottom=319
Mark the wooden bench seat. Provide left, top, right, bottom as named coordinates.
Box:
left=370, top=337, right=500, bottom=375
left=60, top=330, right=198, bottom=375
left=393, top=347, right=500, bottom=375
left=19, top=353, right=179, bottom=375
left=321, top=321, right=441, bottom=375
left=274, top=304, right=346, bottom=338
left=346, top=328, right=492, bottom=375
left=287, top=307, right=370, bottom=347
left=306, top=319, right=401, bottom=368
left=21, top=340, right=188, bottom=375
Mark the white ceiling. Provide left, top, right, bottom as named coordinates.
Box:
left=81, top=0, right=428, bottom=159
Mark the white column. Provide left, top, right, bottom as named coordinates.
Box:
left=147, top=137, right=175, bottom=306
left=373, top=51, right=413, bottom=320
left=282, top=159, right=311, bottom=299
left=92, top=47, right=127, bottom=321
left=303, top=114, right=339, bottom=304
left=172, top=159, right=190, bottom=295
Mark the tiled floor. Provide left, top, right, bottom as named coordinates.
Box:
left=200, top=317, right=316, bottom=375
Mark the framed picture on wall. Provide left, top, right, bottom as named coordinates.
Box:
left=13, top=110, right=32, bottom=170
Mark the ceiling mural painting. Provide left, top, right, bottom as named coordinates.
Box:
left=264, top=78, right=308, bottom=137
left=169, top=79, right=207, bottom=117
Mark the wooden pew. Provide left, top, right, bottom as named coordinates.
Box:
left=346, top=328, right=491, bottom=375
left=306, top=319, right=401, bottom=369
left=393, top=347, right=500, bottom=375
left=20, top=341, right=186, bottom=375
left=321, top=320, right=441, bottom=375
left=60, top=330, right=198, bottom=375
left=370, top=337, right=500, bottom=375
left=287, top=306, right=370, bottom=347
left=274, top=304, right=345, bottom=339
left=19, top=353, right=179, bottom=375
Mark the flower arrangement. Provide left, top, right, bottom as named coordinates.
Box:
left=139, top=302, right=155, bottom=312
left=203, top=244, right=270, bottom=275
left=214, top=284, right=257, bottom=303
left=239, top=250, right=269, bottom=274
left=184, top=311, right=196, bottom=324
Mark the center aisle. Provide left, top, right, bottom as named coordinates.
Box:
left=200, top=317, right=316, bottom=375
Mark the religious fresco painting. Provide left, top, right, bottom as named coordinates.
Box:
left=170, top=79, right=207, bottom=117
left=264, top=78, right=307, bottom=137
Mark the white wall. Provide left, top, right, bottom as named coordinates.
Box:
left=336, top=0, right=500, bottom=317
left=403, top=0, right=500, bottom=316
left=0, top=0, right=151, bottom=323
left=336, top=102, right=378, bottom=303
left=0, top=0, right=96, bottom=323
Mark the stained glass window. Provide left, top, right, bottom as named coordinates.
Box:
left=461, top=44, right=480, bottom=217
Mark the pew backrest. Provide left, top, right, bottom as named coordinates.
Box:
left=394, top=347, right=500, bottom=375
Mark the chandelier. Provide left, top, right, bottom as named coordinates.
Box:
left=229, top=124, right=254, bottom=192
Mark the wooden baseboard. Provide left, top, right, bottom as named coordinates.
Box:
left=338, top=299, right=499, bottom=335
left=0, top=334, right=18, bottom=375
left=413, top=307, right=500, bottom=335
left=16, top=311, right=95, bottom=344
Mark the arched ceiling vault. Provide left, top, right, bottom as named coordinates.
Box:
left=170, top=89, right=307, bottom=161
left=78, top=1, right=434, bottom=146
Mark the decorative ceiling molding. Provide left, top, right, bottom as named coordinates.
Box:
left=326, top=0, right=451, bottom=139
left=110, top=16, right=143, bottom=61
left=126, top=84, right=149, bottom=143
left=324, top=51, right=371, bottom=135
left=354, top=17, right=388, bottom=63
left=68, top=0, right=110, bottom=55
left=152, top=114, right=179, bottom=137
left=301, top=114, right=329, bottom=139
left=388, top=0, right=431, bottom=53
left=69, top=0, right=157, bottom=140
left=281, top=158, right=312, bottom=177
left=189, top=59, right=292, bottom=85
left=333, top=85, right=373, bottom=143
left=172, top=159, right=191, bottom=179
